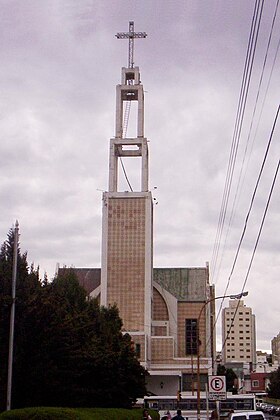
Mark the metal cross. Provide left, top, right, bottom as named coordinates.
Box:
left=116, top=21, right=147, bottom=68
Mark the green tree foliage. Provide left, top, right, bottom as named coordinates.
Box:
left=0, top=229, right=148, bottom=411
left=216, top=365, right=238, bottom=392
left=267, top=367, right=280, bottom=399
left=0, top=228, right=41, bottom=411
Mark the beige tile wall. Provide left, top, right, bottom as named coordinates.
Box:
left=151, top=337, right=175, bottom=363
left=107, top=197, right=146, bottom=332
left=177, top=302, right=206, bottom=358
left=153, top=287, right=168, bottom=320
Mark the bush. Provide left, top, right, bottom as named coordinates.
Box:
left=0, top=407, right=159, bottom=420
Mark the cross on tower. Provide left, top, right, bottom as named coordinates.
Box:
left=116, top=21, right=147, bottom=68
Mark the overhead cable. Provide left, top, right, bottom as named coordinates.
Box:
left=220, top=154, right=279, bottom=358
left=211, top=0, right=264, bottom=282
left=213, top=0, right=280, bottom=287
left=213, top=105, right=279, bottom=334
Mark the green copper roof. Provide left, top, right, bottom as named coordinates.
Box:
left=153, top=267, right=208, bottom=301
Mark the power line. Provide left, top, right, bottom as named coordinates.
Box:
left=211, top=0, right=264, bottom=283
left=220, top=154, right=279, bottom=358
left=213, top=105, right=279, bottom=337
left=213, top=0, right=280, bottom=286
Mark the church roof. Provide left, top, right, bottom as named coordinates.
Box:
left=58, top=266, right=208, bottom=301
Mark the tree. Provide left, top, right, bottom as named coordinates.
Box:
left=0, top=229, right=148, bottom=410
left=216, top=365, right=238, bottom=392
left=0, top=227, right=41, bottom=411
left=267, top=367, right=280, bottom=399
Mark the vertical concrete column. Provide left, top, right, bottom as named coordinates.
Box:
left=141, top=140, right=149, bottom=192
left=100, top=192, right=109, bottom=306
left=109, top=140, right=118, bottom=192
left=137, top=86, right=144, bottom=138
left=115, top=85, right=123, bottom=138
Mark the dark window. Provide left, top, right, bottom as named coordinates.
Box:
left=185, top=319, right=197, bottom=355
left=182, top=373, right=208, bottom=392
left=135, top=343, right=141, bottom=358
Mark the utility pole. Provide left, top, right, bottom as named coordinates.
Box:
left=6, top=220, right=19, bottom=411
left=116, top=21, right=147, bottom=68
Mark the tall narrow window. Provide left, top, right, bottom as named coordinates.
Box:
left=135, top=343, right=141, bottom=358
left=185, top=319, right=198, bottom=355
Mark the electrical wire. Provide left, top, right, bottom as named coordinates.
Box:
left=212, top=105, right=279, bottom=344
left=213, top=0, right=280, bottom=287
left=219, top=155, right=280, bottom=359
left=211, top=0, right=264, bottom=283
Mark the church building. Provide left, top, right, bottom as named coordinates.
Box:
left=59, top=22, right=216, bottom=396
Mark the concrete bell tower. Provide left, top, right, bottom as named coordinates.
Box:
left=101, top=22, right=152, bottom=367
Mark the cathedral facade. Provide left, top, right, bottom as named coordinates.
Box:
left=59, top=26, right=216, bottom=395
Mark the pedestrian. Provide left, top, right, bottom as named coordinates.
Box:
left=143, top=408, right=152, bottom=419
left=210, top=409, right=218, bottom=419
left=166, top=410, right=172, bottom=420
left=171, top=409, right=185, bottom=420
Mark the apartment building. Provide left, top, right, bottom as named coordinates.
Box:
left=271, top=332, right=280, bottom=364
left=222, top=300, right=256, bottom=367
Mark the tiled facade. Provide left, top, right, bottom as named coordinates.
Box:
left=153, top=288, right=169, bottom=321
left=177, top=302, right=206, bottom=358
left=107, top=197, right=146, bottom=332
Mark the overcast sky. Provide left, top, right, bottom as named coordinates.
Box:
left=0, top=0, right=279, bottom=352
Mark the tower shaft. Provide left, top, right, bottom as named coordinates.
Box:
left=101, top=57, right=152, bottom=366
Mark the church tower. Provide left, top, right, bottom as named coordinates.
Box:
left=101, top=22, right=152, bottom=367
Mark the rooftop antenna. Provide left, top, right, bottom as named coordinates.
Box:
left=116, top=21, right=147, bottom=68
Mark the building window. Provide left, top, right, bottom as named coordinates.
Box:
left=182, top=373, right=207, bottom=392
left=252, top=380, right=259, bottom=388
left=185, top=319, right=197, bottom=355
left=135, top=343, right=141, bottom=358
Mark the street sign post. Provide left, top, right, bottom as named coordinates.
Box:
left=208, top=375, right=227, bottom=401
